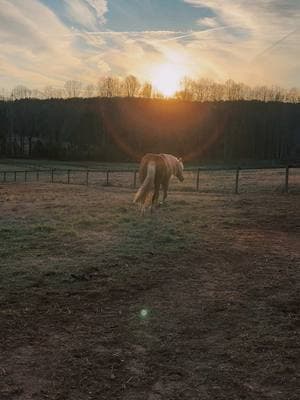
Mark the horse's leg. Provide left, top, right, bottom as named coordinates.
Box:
left=162, top=180, right=169, bottom=204
left=151, top=183, right=160, bottom=213
left=139, top=203, right=144, bottom=216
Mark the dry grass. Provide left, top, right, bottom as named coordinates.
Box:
left=0, top=183, right=299, bottom=399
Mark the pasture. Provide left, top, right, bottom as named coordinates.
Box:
left=0, top=175, right=299, bottom=399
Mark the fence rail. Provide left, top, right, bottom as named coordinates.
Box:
left=0, top=165, right=299, bottom=194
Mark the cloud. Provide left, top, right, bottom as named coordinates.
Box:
left=62, top=0, right=107, bottom=30
left=197, top=17, right=219, bottom=28
left=183, top=0, right=300, bottom=85
left=0, top=0, right=299, bottom=91
left=85, top=0, right=108, bottom=21
left=0, top=0, right=110, bottom=89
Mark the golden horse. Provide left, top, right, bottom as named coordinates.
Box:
left=133, top=153, right=184, bottom=213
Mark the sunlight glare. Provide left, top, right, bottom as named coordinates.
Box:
left=150, top=63, right=185, bottom=97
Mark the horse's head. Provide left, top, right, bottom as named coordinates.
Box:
left=176, top=157, right=184, bottom=182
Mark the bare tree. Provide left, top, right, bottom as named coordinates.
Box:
left=191, top=78, right=207, bottom=102
left=124, top=75, right=140, bottom=97
left=175, top=77, right=194, bottom=101
left=224, top=80, right=243, bottom=101
left=43, top=86, right=56, bottom=99
left=84, top=84, right=95, bottom=98
left=54, top=88, right=65, bottom=98
left=30, top=89, right=44, bottom=99
left=140, top=82, right=153, bottom=98
left=4, top=76, right=300, bottom=103
left=0, top=88, right=9, bottom=101
left=64, top=80, right=82, bottom=98
left=97, top=77, right=121, bottom=97
left=11, top=85, right=32, bottom=100
left=193, top=78, right=217, bottom=101
left=286, top=87, right=300, bottom=103
left=271, top=86, right=286, bottom=102
left=43, top=86, right=65, bottom=99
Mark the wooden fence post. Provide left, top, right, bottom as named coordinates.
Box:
left=235, top=167, right=240, bottom=194
left=285, top=165, right=289, bottom=193
left=196, top=168, right=200, bottom=191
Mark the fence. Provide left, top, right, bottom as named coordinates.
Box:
left=0, top=165, right=299, bottom=194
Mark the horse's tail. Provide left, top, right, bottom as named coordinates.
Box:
left=133, top=161, right=156, bottom=207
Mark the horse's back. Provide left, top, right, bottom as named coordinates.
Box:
left=139, top=153, right=169, bottom=183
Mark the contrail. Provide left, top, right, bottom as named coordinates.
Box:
left=71, top=24, right=239, bottom=42
left=157, top=24, right=240, bottom=43
left=253, top=28, right=299, bottom=60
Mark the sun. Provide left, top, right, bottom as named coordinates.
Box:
left=150, top=63, right=185, bottom=97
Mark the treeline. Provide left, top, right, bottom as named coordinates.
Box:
left=0, top=97, right=299, bottom=163
left=1, top=76, right=300, bottom=103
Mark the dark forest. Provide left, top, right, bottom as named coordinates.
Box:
left=0, top=97, right=299, bottom=164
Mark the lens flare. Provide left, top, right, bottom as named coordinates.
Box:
left=140, top=309, right=149, bottom=319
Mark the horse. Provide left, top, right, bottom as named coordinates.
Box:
left=133, top=153, right=184, bottom=213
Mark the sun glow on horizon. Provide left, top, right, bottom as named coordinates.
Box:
left=149, top=63, right=186, bottom=97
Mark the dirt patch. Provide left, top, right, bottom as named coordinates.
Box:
left=0, top=184, right=299, bottom=399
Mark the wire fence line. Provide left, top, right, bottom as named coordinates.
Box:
left=0, top=165, right=299, bottom=194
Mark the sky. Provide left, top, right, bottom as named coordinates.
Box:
left=0, top=0, right=299, bottom=91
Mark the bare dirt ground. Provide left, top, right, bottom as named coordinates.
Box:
left=0, top=183, right=299, bottom=400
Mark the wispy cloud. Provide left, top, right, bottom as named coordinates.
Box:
left=183, top=0, right=300, bottom=85
left=85, top=0, right=108, bottom=21
left=62, top=0, right=107, bottom=30
left=0, top=0, right=299, bottom=90
left=0, top=0, right=110, bottom=88
left=197, top=17, right=219, bottom=28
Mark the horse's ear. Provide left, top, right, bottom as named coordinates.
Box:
left=178, top=157, right=182, bottom=162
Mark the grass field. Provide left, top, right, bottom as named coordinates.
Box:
left=0, top=181, right=299, bottom=400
